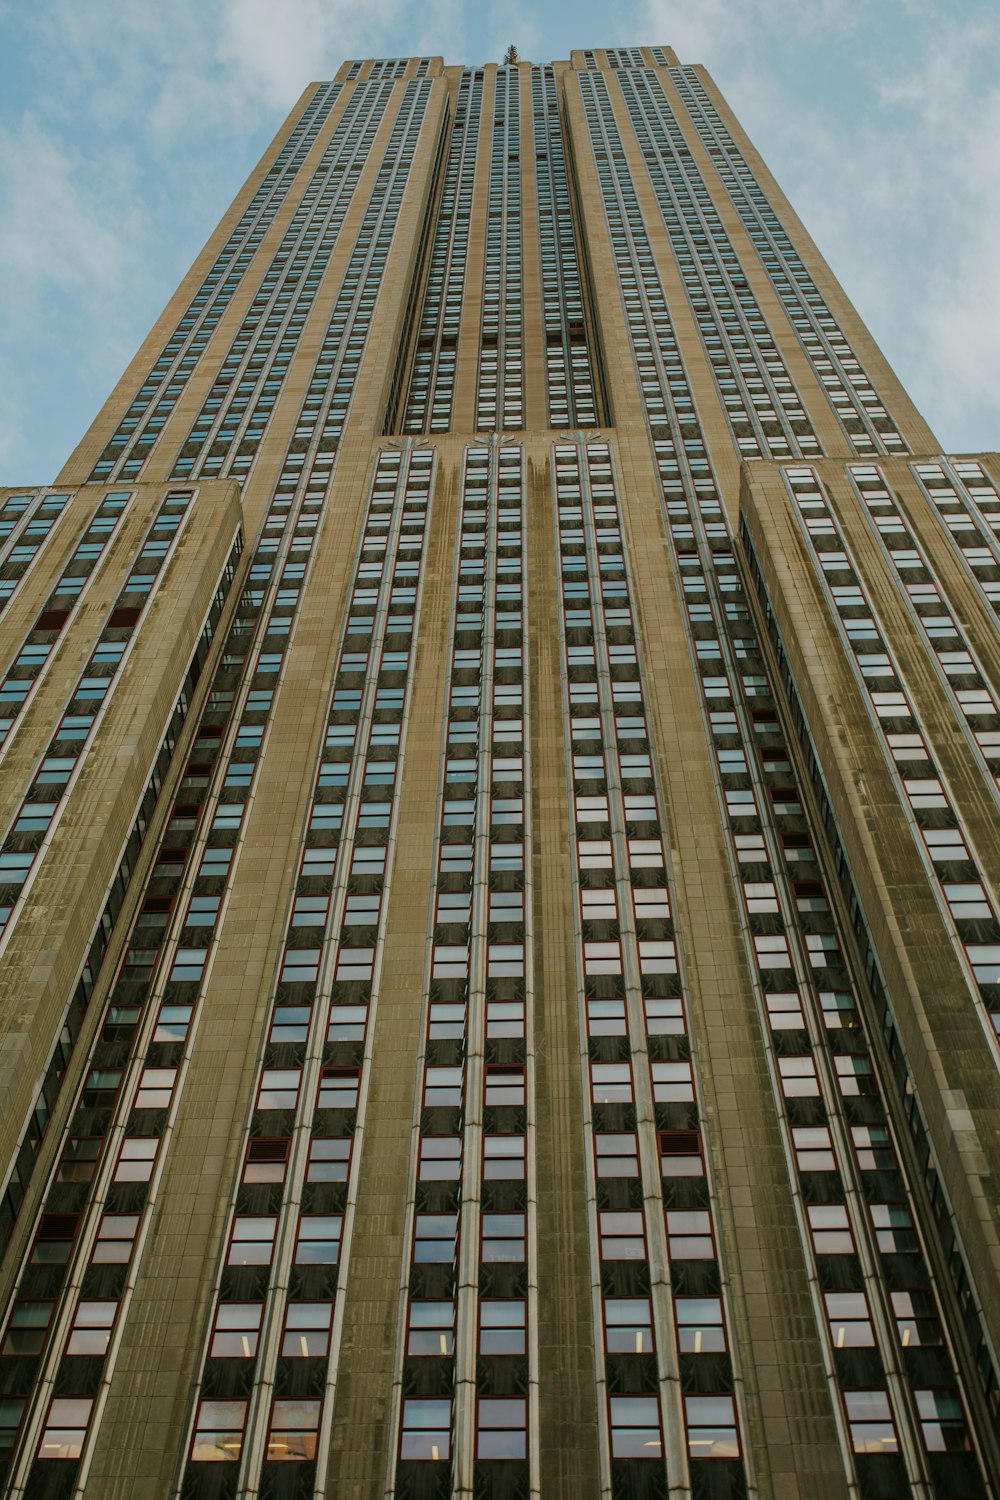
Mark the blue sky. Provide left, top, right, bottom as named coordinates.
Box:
left=0, top=0, right=997, bottom=482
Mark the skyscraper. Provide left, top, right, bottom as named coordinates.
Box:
left=0, top=40, right=996, bottom=1500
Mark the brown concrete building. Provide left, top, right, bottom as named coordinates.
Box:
left=0, top=43, right=996, bottom=1500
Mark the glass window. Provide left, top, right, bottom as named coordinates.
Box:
left=825, top=1292, right=874, bottom=1348
left=400, top=1398, right=451, bottom=1460
left=228, top=1216, right=277, bottom=1267
left=609, top=1395, right=661, bottom=1458
left=914, top=1390, right=968, bottom=1452
left=891, top=1291, right=941, bottom=1348
left=599, top=1211, right=645, bottom=1260
left=676, top=1297, right=726, bottom=1353
left=485, top=1066, right=525, bottom=1106
left=1, top=1302, right=52, bottom=1356
left=92, top=1214, right=138, bottom=1264
left=606, top=1297, right=654, bottom=1355
left=318, top=1068, right=359, bottom=1110
left=479, top=1301, right=525, bottom=1356
left=65, top=1300, right=116, bottom=1356
left=595, top=1134, right=639, bottom=1177
left=483, top=1135, right=525, bottom=1179
left=135, top=1067, right=176, bottom=1109
left=243, top=1138, right=289, bottom=1184
left=419, top=1137, right=461, bottom=1180
left=482, top=1214, right=525, bottom=1262
left=413, top=1215, right=458, bottom=1263
left=294, top=1215, right=341, bottom=1264
left=114, top=1138, right=158, bottom=1182
left=281, top=1303, right=332, bottom=1358
left=190, top=1398, right=248, bottom=1462
left=36, top=1397, right=93, bottom=1460
left=407, top=1301, right=455, bottom=1357
left=666, top=1211, right=713, bottom=1260
left=477, top=1398, right=526, bottom=1460
left=685, top=1394, right=739, bottom=1459
left=844, top=1391, right=897, bottom=1453
left=307, top=1138, right=351, bottom=1183
left=265, top=1398, right=320, bottom=1461
left=210, top=1303, right=263, bottom=1358
left=257, top=1069, right=300, bottom=1110
left=807, top=1205, right=853, bottom=1254
left=591, top=1062, right=632, bottom=1104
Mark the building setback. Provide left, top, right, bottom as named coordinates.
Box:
left=0, top=42, right=996, bottom=1500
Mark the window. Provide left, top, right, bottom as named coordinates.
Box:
left=482, top=1214, right=525, bottom=1262
left=486, top=1000, right=523, bottom=1038
left=294, top=1215, right=341, bottom=1264
left=414, top=1215, right=458, bottom=1263
left=870, top=1204, right=917, bottom=1253
left=407, top=1302, right=455, bottom=1357
left=65, top=1300, right=116, bottom=1356
left=651, top=1061, right=694, bottom=1102
left=57, top=1138, right=101, bottom=1183
left=891, top=1291, right=940, bottom=1348
left=114, top=1138, right=158, bottom=1182
left=659, top=1130, right=703, bottom=1177
left=318, top=1068, right=359, bottom=1110
left=31, top=1214, right=78, bottom=1265
left=1, top=1302, right=52, bottom=1356
left=281, top=1303, right=332, bottom=1358
left=807, top=1204, right=854, bottom=1254
left=210, top=1303, right=263, bottom=1358
left=765, top=992, right=803, bottom=1029
left=793, top=1127, right=835, bottom=1171
left=595, top=1133, right=639, bottom=1177
left=754, top=934, right=791, bottom=968
left=483, top=1135, right=525, bottom=1179
left=328, top=1003, right=367, bottom=1042
left=825, top=1292, right=875, bottom=1348
left=834, top=1054, right=872, bottom=1095
left=676, top=1298, right=726, bottom=1353
left=191, top=1398, right=248, bottom=1462
left=599, top=1211, right=645, bottom=1260
left=135, top=1067, right=176, bottom=1109
left=270, top=1005, right=310, bottom=1043
left=265, top=1398, right=320, bottom=1461
left=419, top=1137, right=461, bottom=1180
left=591, top=1062, right=632, bottom=1104
left=914, top=1390, right=967, bottom=1452
left=479, top=1301, right=525, bottom=1355
left=485, top=1066, right=525, bottom=1106
left=228, top=1216, right=277, bottom=1266
left=92, top=1214, right=139, bottom=1264
left=685, top=1395, right=739, bottom=1458
left=606, top=1297, right=654, bottom=1354
left=243, top=1139, right=289, bottom=1184
left=844, top=1391, right=897, bottom=1453
left=424, top=1066, right=463, bottom=1107
left=36, top=1397, right=93, bottom=1460
left=666, top=1211, right=713, bottom=1259
left=308, top=1134, right=352, bottom=1182
left=778, top=1056, right=819, bottom=1097
left=645, top=996, right=685, bottom=1034
left=153, top=1003, right=193, bottom=1042
left=587, top=998, right=626, bottom=1036
left=609, top=1395, right=661, bottom=1458
left=400, top=1398, right=451, bottom=1460
left=477, top=1398, right=526, bottom=1460
left=257, top=1070, right=300, bottom=1111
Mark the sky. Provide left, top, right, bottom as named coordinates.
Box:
left=0, top=0, right=997, bottom=483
